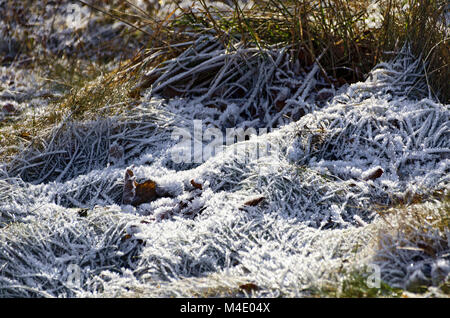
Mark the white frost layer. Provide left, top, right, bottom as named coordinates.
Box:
left=0, top=46, right=449, bottom=297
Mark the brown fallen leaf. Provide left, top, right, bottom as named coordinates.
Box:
left=362, top=167, right=384, bottom=181
left=243, top=196, right=265, bottom=207
left=133, top=179, right=157, bottom=206
left=190, top=179, right=203, bottom=190
left=239, top=283, right=259, bottom=292
left=18, top=131, right=32, bottom=141
left=121, top=234, right=132, bottom=242
left=122, top=168, right=157, bottom=206
left=2, top=103, right=16, bottom=113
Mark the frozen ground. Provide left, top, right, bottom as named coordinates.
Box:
left=0, top=1, right=449, bottom=297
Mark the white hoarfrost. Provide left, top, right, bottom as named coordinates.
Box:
left=0, top=38, right=449, bottom=297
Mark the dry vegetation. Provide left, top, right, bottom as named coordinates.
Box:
left=0, top=0, right=448, bottom=297
left=1, top=0, right=448, bottom=158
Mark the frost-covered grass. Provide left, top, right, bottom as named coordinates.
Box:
left=373, top=197, right=449, bottom=294
left=0, top=0, right=449, bottom=298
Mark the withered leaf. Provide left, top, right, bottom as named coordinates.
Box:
left=122, top=169, right=136, bottom=205
left=122, top=168, right=161, bottom=206
left=2, top=103, right=16, bottom=113
left=363, top=167, right=384, bottom=181
left=243, top=196, right=265, bottom=207
left=239, top=283, right=259, bottom=292
left=121, top=234, right=132, bottom=242
left=133, top=179, right=157, bottom=206
left=190, top=179, right=203, bottom=190
left=18, top=131, right=32, bottom=140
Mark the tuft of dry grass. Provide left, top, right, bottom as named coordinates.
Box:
left=379, top=0, right=449, bottom=103
left=152, top=0, right=448, bottom=101
left=0, top=64, right=137, bottom=162
left=373, top=195, right=449, bottom=294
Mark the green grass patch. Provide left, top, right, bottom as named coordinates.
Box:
left=310, top=267, right=404, bottom=298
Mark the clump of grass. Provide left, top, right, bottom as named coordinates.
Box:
left=373, top=196, right=450, bottom=294
left=157, top=0, right=449, bottom=101
left=379, top=0, right=449, bottom=102
left=0, top=61, right=136, bottom=163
